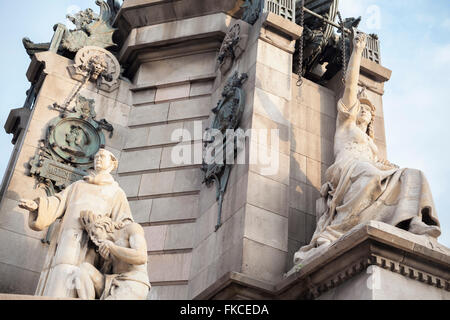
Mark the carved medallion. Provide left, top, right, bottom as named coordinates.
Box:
left=29, top=95, right=112, bottom=195
left=68, top=46, right=121, bottom=92
left=202, top=72, right=248, bottom=231
left=217, top=23, right=249, bottom=75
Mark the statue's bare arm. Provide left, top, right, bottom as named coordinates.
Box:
left=19, top=199, right=39, bottom=212
left=99, top=223, right=148, bottom=265
left=342, top=29, right=367, bottom=109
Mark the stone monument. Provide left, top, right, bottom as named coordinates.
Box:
left=0, top=0, right=448, bottom=300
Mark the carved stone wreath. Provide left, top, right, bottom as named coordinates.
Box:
left=217, top=23, right=249, bottom=75
left=68, top=46, right=121, bottom=92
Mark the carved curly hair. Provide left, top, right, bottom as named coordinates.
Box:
left=80, top=211, right=125, bottom=243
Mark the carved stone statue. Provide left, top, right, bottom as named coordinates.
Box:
left=19, top=149, right=136, bottom=298
left=77, top=211, right=150, bottom=300
left=293, top=29, right=441, bottom=265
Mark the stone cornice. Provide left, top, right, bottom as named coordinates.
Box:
left=119, top=13, right=235, bottom=69
left=114, top=0, right=243, bottom=47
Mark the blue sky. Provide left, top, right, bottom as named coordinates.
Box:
left=0, top=1, right=449, bottom=246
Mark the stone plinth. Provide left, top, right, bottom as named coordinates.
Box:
left=195, top=221, right=450, bottom=300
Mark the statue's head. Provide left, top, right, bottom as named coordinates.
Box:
left=357, top=88, right=376, bottom=139
left=88, top=56, right=108, bottom=80
left=80, top=211, right=124, bottom=244
left=94, top=149, right=118, bottom=174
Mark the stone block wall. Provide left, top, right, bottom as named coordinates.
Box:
left=287, top=78, right=336, bottom=272
left=121, top=50, right=216, bottom=300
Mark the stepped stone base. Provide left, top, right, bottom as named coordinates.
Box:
left=196, top=221, right=450, bottom=300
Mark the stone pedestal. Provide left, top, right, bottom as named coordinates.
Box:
left=195, top=221, right=450, bottom=300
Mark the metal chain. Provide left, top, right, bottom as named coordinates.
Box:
left=337, top=11, right=346, bottom=85
left=296, top=0, right=305, bottom=87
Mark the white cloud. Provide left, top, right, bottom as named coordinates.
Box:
left=442, top=18, right=450, bottom=30
left=339, top=0, right=368, bottom=18
left=433, top=43, right=450, bottom=65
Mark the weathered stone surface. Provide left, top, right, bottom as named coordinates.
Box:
left=120, top=12, right=233, bottom=63
left=173, top=168, right=203, bottom=193
left=116, top=174, right=142, bottom=198
left=0, top=263, right=39, bottom=296
left=190, top=80, right=213, bottom=97
left=255, top=62, right=291, bottom=101
left=318, top=265, right=450, bottom=300
left=6, top=173, right=47, bottom=202
left=290, top=152, right=307, bottom=184
left=289, top=179, right=319, bottom=216
left=128, top=103, right=169, bottom=127
left=165, top=223, right=195, bottom=250
left=135, top=52, right=216, bottom=87
left=148, top=284, right=188, bottom=300
left=168, top=96, right=211, bottom=122
left=139, top=171, right=176, bottom=197
left=242, top=238, right=287, bottom=285
left=160, top=142, right=203, bottom=169
left=148, top=252, right=192, bottom=283
left=251, top=113, right=290, bottom=155
left=244, top=204, right=288, bottom=252
left=143, top=225, right=167, bottom=252
left=0, top=198, right=45, bottom=240
left=118, top=148, right=162, bottom=174
left=288, top=208, right=307, bottom=244
left=132, top=89, right=156, bottom=105
left=253, top=87, right=289, bottom=126
left=256, top=39, right=292, bottom=75
left=155, top=83, right=191, bottom=103
left=246, top=172, right=288, bottom=217
left=129, top=199, right=152, bottom=223
left=124, top=127, right=150, bottom=149
left=0, top=229, right=47, bottom=273
left=249, top=143, right=290, bottom=186
left=148, top=122, right=184, bottom=147
left=150, top=195, right=199, bottom=223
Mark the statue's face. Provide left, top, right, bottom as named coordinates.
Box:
left=358, top=104, right=372, bottom=127
left=89, top=226, right=108, bottom=243
left=94, top=150, right=114, bottom=173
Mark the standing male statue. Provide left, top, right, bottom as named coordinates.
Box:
left=294, top=29, right=441, bottom=265
left=19, top=149, right=138, bottom=298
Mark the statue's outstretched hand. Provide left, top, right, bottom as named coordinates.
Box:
left=19, top=199, right=38, bottom=212
left=352, top=28, right=367, bottom=52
